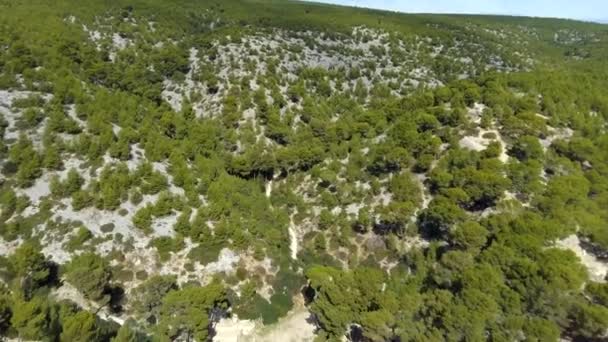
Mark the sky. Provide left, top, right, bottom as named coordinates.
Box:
left=303, top=0, right=608, bottom=21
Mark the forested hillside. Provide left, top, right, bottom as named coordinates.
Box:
left=0, top=0, right=607, bottom=341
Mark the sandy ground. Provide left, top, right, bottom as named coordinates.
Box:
left=556, top=235, right=608, bottom=282
left=0, top=237, right=22, bottom=256
left=16, top=157, right=90, bottom=216
left=117, top=244, right=241, bottom=293
left=467, top=102, right=486, bottom=124
left=151, top=214, right=179, bottom=237
left=402, top=235, right=431, bottom=252
left=213, top=305, right=316, bottom=342
left=18, top=176, right=51, bottom=206
left=214, top=317, right=258, bottom=342
left=459, top=128, right=509, bottom=163
left=372, top=187, right=393, bottom=207
left=540, top=127, right=573, bottom=151
left=204, top=248, right=240, bottom=274
left=345, top=202, right=364, bottom=216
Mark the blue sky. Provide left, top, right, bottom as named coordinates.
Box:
left=304, top=0, right=608, bottom=21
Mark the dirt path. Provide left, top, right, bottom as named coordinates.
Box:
left=289, top=214, right=299, bottom=260
left=265, top=179, right=273, bottom=198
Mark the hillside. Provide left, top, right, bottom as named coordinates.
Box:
left=0, top=0, right=607, bottom=341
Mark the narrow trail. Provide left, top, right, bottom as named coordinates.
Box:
left=264, top=174, right=298, bottom=260
left=265, top=172, right=279, bottom=199
left=265, top=179, right=273, bottom=198
left=410, top=173, right=432, bottom=223
left=289, top=214, right=298, bottom=260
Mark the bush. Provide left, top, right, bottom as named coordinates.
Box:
left=133, top=206, right=153, bottom=234
left=188, top=243, right=222, bottom=265
left=64, top=168, right=85, bottom=195
left=100, top=223, right=115, bottom=233
left=150, top=237, right=184, bottom=261
left=135, top=270, right=149, bottom=281
left=130, top=190, right=143, bottom=205
left=72, top=190, right=93, bottom=210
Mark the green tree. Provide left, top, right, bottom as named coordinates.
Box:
left=509, top=135, right=544, bottom=161
left=64, top=253, right=111, bottom=301
left=16, top=156, right=42, bottom=188
left=133, top=206, right=153, bottom=234
left=0, top=288, right=12, bottom=334
left=60, top=311, right=103, bottom=342
left=11, top=297, right=56, bottom=340
left=450, top=221, right=489, bottom=250
left=419, top=196, right=467, bottom=238
left=157, top=282, right=227, bottom=341
left=13, top=241, right=51, bottom=283
left=131, top=275, right=177, bottom=324
left=305, top=266, right=394, bottom=339
left=571, top=303, right=608, bottom=339
left=109, top=135, right=131, bottom=161
left=64, top=168, right=85, bottom=195
left=389, top=172, right=422, bottom=204
left=585, top=282, right=608, bottom=306
left=43, top=145, right=63, bottom=170
left=522, top=317, right=560, bottom=342
left=72, top=190, right=94, bottom=210
left=12, top=241, right=53, bottom=297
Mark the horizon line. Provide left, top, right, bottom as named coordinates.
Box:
left=298, top=0, right=607, bottom=23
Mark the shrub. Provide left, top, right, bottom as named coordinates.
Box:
left=72, top=190, right=93, bottom=210
left=100, top=223, right=115, bottom=233
left=150, top=237, right=184, bottom=261
left=66, top=227, right=93, bottom=251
